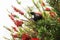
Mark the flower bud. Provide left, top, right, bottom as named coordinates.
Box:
left=50, top=12, right=56, bottom=18
left=41, top=2, right=45, bottom=6
left=9, top=15, right=14, bottom=20
left=12, top=27, right=18, bottom=32
left=45, top=8, right=51, bottom=11
left=31, top=38, right=40, bottom=40
left=12, top=6, right=24, bottom=15
left=14, top=20, right=23, bottom=27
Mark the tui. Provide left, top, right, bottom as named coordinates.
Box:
left=30, top=12, right=43, bottom=21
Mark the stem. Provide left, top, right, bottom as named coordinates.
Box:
left=32, top=0, right=41, bottom=12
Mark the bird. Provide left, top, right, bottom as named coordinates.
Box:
left=30, top=12, right=43, bottom=21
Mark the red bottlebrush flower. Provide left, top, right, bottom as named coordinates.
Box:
left=41, top=2, right=45, bottom=6
left=9, top=15, right=14, bottom=20
left=45, top=8, right=51, bottom=11
left=12, top=6, right=20, bottom=12
left=22, top=33, right=31, bottom=40
left=11, top=13, right=17, bottom=17
left=12, top=27, right=18, bottom=32
left=11, top=13, right=19, bottom=18
left=14, top=20, right=23, bottom=27
left=50, top=12, right=56, bottom=18
left=19, top=10, right=24, bottom=15
left=12, top=6, right=24, bottom=15
left=12, top=33, right=19, bottom=38
left=31, top=38, right=40, bottom=40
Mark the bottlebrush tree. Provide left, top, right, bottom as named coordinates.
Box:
left=4, top=0, right=60, bottom=40
left=47, top=0, right=60, bottom=16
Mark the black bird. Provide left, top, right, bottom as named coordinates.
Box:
left=30, top=12, right=43, bottom=21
